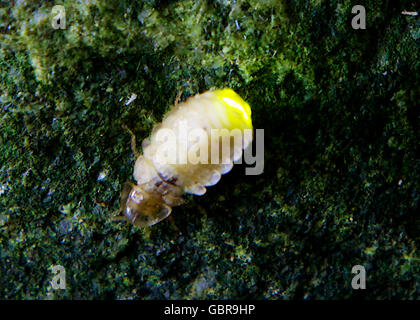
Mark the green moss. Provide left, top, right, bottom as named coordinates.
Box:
left=0, top=0, right=419, bottom=299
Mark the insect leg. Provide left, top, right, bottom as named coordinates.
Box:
left=113, top=215, right=127, bottom=222
left=122, top=124, right=139, bottom=158
left=168, top=215, right=181, bottom=233
left=174, top=90, right=183, bottom=106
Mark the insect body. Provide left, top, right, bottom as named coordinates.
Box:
left=119, top=89, right=253, bottom=227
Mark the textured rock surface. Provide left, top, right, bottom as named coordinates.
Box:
left=0, top=1, right=418, bottom=299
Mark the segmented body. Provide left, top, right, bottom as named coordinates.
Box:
left=119, top=89, right=253, bottom=227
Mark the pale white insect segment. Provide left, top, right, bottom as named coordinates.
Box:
left=119, top=88, right=253, bottom=227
